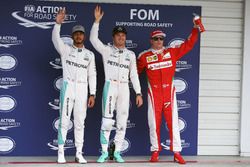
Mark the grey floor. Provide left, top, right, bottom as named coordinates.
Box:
left=1, top=156, right=250, bottom=167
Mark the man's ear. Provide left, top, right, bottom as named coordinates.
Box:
left=82, top=34, right=86, bottom=43
left=150, top=39, right=153, bottom=45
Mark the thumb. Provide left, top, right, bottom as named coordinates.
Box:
left=136, top=98, right=140, bottom=107
left=88, top=98, right=91, bottom=106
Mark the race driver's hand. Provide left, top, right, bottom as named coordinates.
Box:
left=56, top=8, right=66, bottom=24
left=94, top=5, right=104, bottom=23
left=193, top=18, right=199, bottom=29
left=136, top=95, right=143, bottom=108
left=88, top=96, right=95, bottom=108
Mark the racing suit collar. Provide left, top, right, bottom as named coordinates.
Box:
left=72, top=44, right=85, bottom=49
left=112, top=45, right=126, bottom=53
left=150, top=47, right=165, bottom=54
left=72, top=45, right=86, bottom=53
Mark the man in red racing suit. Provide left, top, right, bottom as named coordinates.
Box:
left=137, top=18, right=201, bottom=164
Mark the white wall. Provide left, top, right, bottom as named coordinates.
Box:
left=240, top=0, right=250, bottom=157
left=48, top=0, right=244, bottom=155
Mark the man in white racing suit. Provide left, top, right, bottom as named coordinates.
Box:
left=90, top=5, right=143, bottom=163
left=52, top=8, right=96, bottom=164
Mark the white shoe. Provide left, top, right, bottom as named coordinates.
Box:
left=57, top=150, right=66, bottom=163
left=75, top=152, right=87, bottom=164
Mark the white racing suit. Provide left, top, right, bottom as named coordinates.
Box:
left=90, top=22, right=141, bottom=152
left=52, top=24, right=97, bottom=152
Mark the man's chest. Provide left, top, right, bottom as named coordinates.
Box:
left=64, top=50, right=90, bottom=69
left=145, top=51, right=176, bottom=71
left=105, top=52, right=131, bottom=69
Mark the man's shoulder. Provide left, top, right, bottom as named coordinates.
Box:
left=138, top=49, right=152, bottom=59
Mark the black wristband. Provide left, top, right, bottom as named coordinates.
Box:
left=90, top=94, right=96, bottom=98
left=136, top=93, right=142, bottom=97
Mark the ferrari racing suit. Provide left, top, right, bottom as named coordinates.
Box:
left=137, top=28, right=199, bottom=152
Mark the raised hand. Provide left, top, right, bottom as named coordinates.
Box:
left=193, top=14, right=205, bottom=32
left=94, top=5, right=104, bottom=23
left=56, top=8, right=66, bottom=24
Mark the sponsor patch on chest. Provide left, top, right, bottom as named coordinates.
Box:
left=84, top=56, right=89, bottom=61
left=163, top=52, right=171, bottom=59
left=69, top=54, right=76, bottom=58
left=146, top=55, right=158, bottom=63
left=125, top=54, right=130, bottom=61
left=148, top=60, right=173, bottom=70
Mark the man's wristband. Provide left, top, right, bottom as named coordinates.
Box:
left=136, top=93, right=142, bottom=97
left=90, top=94, right=96, bottom=98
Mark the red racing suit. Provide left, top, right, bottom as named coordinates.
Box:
left=137, top=28, right=199, bottom=152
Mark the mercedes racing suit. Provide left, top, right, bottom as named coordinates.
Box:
left=90, top=22, right=141, bottom=152
left=137, top=28, right=199, bottom=152
left=52, top=23, right=97, bottom=152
